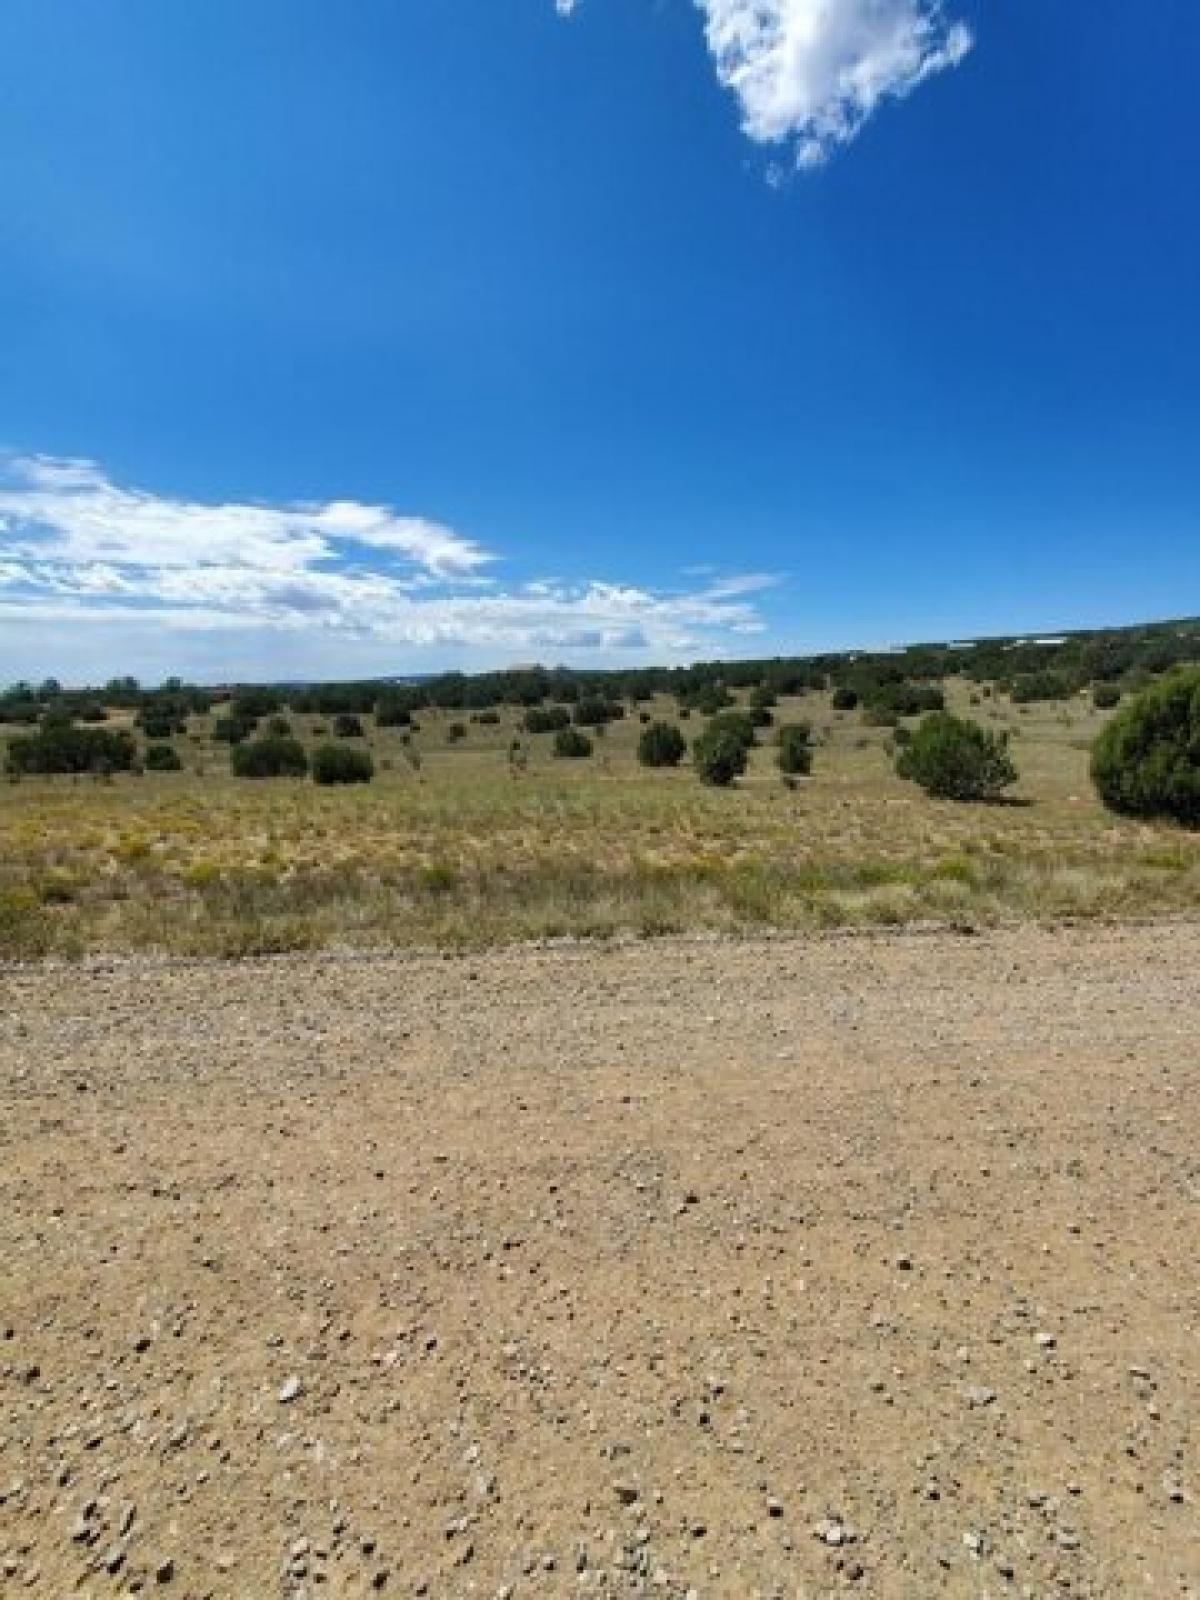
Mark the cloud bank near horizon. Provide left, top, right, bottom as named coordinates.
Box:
left=0, top=455, right=774, bottom=682
left=560, top=0, right=973, bottom=170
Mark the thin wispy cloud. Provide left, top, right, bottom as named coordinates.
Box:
left=0, top=455, right=774, bottom=675
left=560, top=0, right=973, bottom=169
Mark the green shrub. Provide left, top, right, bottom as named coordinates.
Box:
left=1011, top=671, right=1073, bottom=704
left=1090, top=668, right=1200, bottom=825
left=707, top=710, right=758, bottom=750
left=895, top=712, right=1017, bottom=801
left=475, top=709, right=500, bottom=725
left=231, top=736, right=309, bottom=779
left=524, top=706, right=571, bottom=735
left=213, top=714, right=255, bottom=744
left=776, top=723, right=813, bottom=776
left=1092, top=683, right=1122, bottom=711
left=143, top=743, right=183, bottom=772
left=266, top=715, right=292, bottom=737
left=573, top=697, right=624, bottom=728
left=693, top=725, right=749, bottom=787
left=637, top=721, right=686, bottom=768
left=311, top=743, right=375, bottom=785
left=139, top=711, right=184, bottom=739
left=554, top=725, right=594, bottom=759
left=445, top=721, right=467, bottom=743
left=682, top=683, right=733, bottom=716
left=5, top=724, right=138, bottom=776
left=864, top=682, right=945, bottom=721
left=333, top=712, right=365, bottom=738
left=831, top=687, right=859, bottom=711
left=375, top=693, right=414, bottom=727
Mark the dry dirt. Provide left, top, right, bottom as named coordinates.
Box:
left=1, top=921, right=1198, bottom=1599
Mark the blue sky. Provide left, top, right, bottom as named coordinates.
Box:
left=1, top=0, right=1198, bottom=684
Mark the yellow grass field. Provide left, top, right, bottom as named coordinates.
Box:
left=2, top=683, right=1198, bottom=958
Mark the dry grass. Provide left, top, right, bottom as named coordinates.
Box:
left=2, top=684, right=1198, bottom=958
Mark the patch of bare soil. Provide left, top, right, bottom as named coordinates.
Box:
left=1, top=922, right=1197, bottom=1598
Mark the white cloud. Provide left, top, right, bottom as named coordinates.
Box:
left=560, top=0, right=972, bottom=169
left=0, top=454, right=490, bottom=580
left=0, top=455, right=775, bottom=679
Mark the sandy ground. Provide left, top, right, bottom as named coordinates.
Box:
left=1, top=921, right=1197, bottom=1599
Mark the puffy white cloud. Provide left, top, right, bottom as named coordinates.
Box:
left=560, top=0, right=972, bottom=168
left=0, top=454, right=491, bottom=580
left=0, top=455, right=775, bottom=676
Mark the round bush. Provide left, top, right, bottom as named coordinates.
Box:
left=139, top=712, right=184, bottom=740
left=333, top=712, right=366, bottom=738
left=706, top=710, right=758, bottom=750
left=213, top=714, right=255, bottom=745
left=1092, top=683, right=1122, bottom=711
left=524, top=706, right=571, bottom=735
left=831, top=687, right=859, bottom=711
left=683, top=684, right=732, bottom=716
left=573, top=697, right=624, bottom=728
left=554, top=726, right=593, bottom=759
left=143, top=743, right=183, bottom=772
left=895, top=712, right=1017, bottom=802
left=1090, top=667, right=1200, bottom=825
left=637, top=721, right=686, bottom=768
left=776, top=723, right=813, bottom=777
left=311, top=742, right=375, bottom=785
left=692, top=725, right=749, bottom=787
left=231, top=735, right=309, bottom=779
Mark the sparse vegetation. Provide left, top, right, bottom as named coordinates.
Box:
left=2, top=616, right=1199, bottom=959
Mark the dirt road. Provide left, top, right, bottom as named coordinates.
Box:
left=2, top=922, right=1197, bottom=1597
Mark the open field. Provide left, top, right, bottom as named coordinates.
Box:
left=2, top=682, right=1199, bottom=959
left=2, top=921, right=1198, bottom=1596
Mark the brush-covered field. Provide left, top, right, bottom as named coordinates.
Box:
left=2, top=681, right=1198, bottom=959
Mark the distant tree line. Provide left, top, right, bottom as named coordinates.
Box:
left=3, top=616, right=1198, bottom=737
